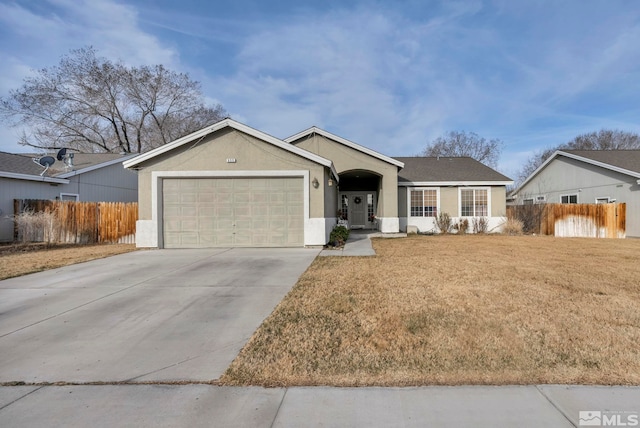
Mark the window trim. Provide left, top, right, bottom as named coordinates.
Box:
left=523, top=198, right=534, bottom=205
left=408, top=187, right=440, bottom=218
left=595, top=197, right=610, bottom=204
left=560, top=193, right=578, bottom=204
left=458, top=187, right=491, bottom=217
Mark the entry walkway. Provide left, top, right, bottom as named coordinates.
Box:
left=319, top=230, right=407, bottom=257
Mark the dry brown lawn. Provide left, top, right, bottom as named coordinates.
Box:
left=0, top=243, right=138, bottom=280
left=221, top=235, right=640, bottom=386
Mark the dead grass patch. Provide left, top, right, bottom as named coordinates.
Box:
left=0, top=243, right=138, bottom=280
left=220, top=235, right=640, bottom=386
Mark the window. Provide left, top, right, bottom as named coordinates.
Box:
left=523, top=198, right=534, bottom=205
left=60, top=193, right=79, bottom=201
left=340, top=195, right=349, bottom=220
left=595, top=197, right=610, bottom=204
left=410, top=189, right=438, bottom=217
left=561, top=194, right=578, bottom=204
left=460, top=188, right=488, bottom=216
left=367, top=194, right=375, bottom=222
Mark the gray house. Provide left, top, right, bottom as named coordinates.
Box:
left=124, top=118, right=512, bottom=248
left=0, top=152, right=138, bottom=242
left=511, top=150, right=640, bottom=237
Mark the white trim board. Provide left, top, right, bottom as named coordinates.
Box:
left=0, top=171, right=69, bottom=184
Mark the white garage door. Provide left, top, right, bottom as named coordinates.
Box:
left=162, top=177, right=304, bottom=248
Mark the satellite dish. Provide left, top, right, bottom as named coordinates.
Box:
left=39, top=156, right=55, bottom=167
left=33, top=156, right=56, bottom=176
left=56, top=148, right=67, bottom=161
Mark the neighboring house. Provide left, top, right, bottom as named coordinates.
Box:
left=0, top=151, right=138, bottom=242
left=510, top=150, right=640, bottom=237
left=124, top=118, right=512, bottom=248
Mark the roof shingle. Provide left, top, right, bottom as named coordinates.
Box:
left=395, top=156, right=512, bottom=183
left=562, top=150, right=640, bottom=174
left=1, top=152, right=130, bottom=177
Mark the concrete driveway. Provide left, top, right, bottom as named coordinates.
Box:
left=0, top=247, right=319, bottom=383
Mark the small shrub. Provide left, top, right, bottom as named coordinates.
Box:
left=508, top=204, right=544, bottom=234
left=502, top=218, right=524, bottom=235
left=329, top=225, right=350, bottom=247
left=472, top=217, right=489, bottom=234
left=453, top=218, right=469, bottom=235
left=435, top=212, right=452, bottom=234
left=12, top=210, right=59, bottom=243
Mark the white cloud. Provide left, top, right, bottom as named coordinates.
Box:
left=2, top=0, right=640, bottom=166
left=208, top=7, right=456, bottom=156
left=0, top=0, right=180, bottom=152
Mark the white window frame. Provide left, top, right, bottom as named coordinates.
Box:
left=408, top=187, right=440, bottom=218
left=523, top=198, right=534, bottom=205
left=59, top=193, right=79, bottom=201
left=595, top=197, right=610, bottom=204
left=560, top=194, right=578, bottom=204
left=458, top=187, right=491, bottom=217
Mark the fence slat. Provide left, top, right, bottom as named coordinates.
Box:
left=13, top=199, right=138, bottom=244
left=507, top=203, right=626, bottom=238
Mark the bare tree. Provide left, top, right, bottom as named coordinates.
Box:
left=0, top=47, right=227, bottom=153
left=516, top=129, right=640, bottom=185
left=421, top=131, right=503, bottom=168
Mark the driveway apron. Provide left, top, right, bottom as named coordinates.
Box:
left=0, top=247, right=319, bottom=383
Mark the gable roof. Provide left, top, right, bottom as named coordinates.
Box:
left=54, top=153, right=137, bottom=178
left=284, top=127, right=405, bottom=168
left=0, top=152, right=48, bottom=176
left=562, top=150, right=640, bottom=174
left=515, top=150, right=640, bottom=193
left=123, top=118, right=339, bottom=179
left=395, top=156, right=513, bottom=185
left=1, top=151, right=136, bottom=184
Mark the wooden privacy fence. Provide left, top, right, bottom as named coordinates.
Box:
left=507, top=203, right=626, bottom=238
left=13, top=199, right=138, bottom=244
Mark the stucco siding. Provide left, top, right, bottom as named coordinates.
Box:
left=440, top=187, right=458, bottom=216
left=136, top=128, right=327, bottom=221
left=323, top=168, right=338, bottom=218
left=291, top=134, right=399, bottom=217
left=491, top=186, right=507, bottom=216
left=398, top=187, right=407, bottom=217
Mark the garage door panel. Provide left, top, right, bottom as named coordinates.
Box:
left=163, top=177, right=303, bottom=248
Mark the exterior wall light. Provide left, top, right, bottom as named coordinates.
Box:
left=312, top=177, right=319, bottom=188
left=328, top=178, right=334, bottom=187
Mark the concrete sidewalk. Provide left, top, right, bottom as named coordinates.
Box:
left=319, top=230, right=407, bottom=256
left=1, top=384, right=639, bottom=427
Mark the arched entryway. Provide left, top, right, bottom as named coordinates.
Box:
left=338, top=169, right=381, bottom=230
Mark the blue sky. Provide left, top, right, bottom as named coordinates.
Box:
left=1, top=0, right=639, bottom=177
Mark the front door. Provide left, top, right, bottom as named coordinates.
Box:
left=351, top=194, right=366, bottom=228
left=340, top=192, right=377, bottom=229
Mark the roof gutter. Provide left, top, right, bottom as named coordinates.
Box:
left=0, top=171, right=69, bottom=184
